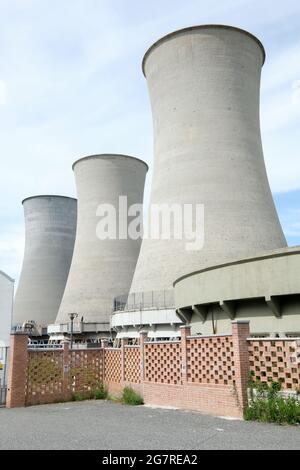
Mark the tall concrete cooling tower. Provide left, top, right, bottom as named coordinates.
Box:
left=55, top=154, right=148, bottom=331
left=129, top=25, right=286, bottom=296
left=13, top=196, right=77, bottom=329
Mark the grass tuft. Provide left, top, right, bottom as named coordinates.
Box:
left=94, top=384, right=108, bottom=400
left=122, top=387, right=144, bottom=406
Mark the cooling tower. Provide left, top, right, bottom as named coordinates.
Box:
left=13, top=196, right=77, bottom=329
left=130, top=25, right=286, bottom=295
left=55, top=154, right=148, bottom=328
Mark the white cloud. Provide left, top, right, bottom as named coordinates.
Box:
left=260, top=42, right=300, bottom=194
left=261, top=88, right=300, bottom=133
left=292, top=80, right=300, bottom=105
left=0, top=80, right=7, bottom=105
left=262, top=43, right=300, bottom=94
left=279, top=209, right=300, bottom=238
left=0, top=225, right=24, bottom=282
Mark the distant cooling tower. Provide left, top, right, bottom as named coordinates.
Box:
left=55, top=154, right=148, bottom=329
left=13, top=196, right=77, bottom=329
left=130, top=25, right=286, bottom=295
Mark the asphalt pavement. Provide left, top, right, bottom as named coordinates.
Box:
left=0, top=400, right=299, bottom=450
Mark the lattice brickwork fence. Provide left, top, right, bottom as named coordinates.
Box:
left=124, top=347, right=140, bottom=383
left=104, top=349, right=121, bottom=383
left=13, top=323, right=297, bottom=419
left=70, top=349, right=104, bottom=394
left=248, top=339, right=300, bottom=391
left=26, top=350, right=64, bottom=404
left=144, top=342, right=182, bottom=385
left=26, top=349, right=106, bottom=404
left=187, top=336, right=235, bottom=386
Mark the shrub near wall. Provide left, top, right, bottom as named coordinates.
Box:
left=122, top=387, right=144, bottom=405
left=245, top=376, right=300, bottom=425
left=72, top=383, right=108, bottom=401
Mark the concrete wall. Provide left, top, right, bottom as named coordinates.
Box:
left=56, top=154, right=148, bottom=328
left=13, top=196, right=77, bottom=329
left=130, top=25, right=286, bottom=296
left=0, top=271, right=14, bottom=346
left=174, top=246, right=300, bottom=336
left=190, top=298, right=300, bottom=337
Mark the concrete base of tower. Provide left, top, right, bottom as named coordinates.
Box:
left=111, top=307, right=183, bottom=340
left=174, top=246, right=300, bottom=338
left=47, top=321, right=112, bottom=345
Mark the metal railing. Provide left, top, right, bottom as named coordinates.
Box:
left=113, top=289, right=175, bottom=312
left=70, top=343, right=103, bottom=350
left=28, top=342, right=106, bottom=350
left=28, top=343, right=63, bottom=350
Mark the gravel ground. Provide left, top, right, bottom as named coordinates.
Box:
left=0, top=400, right=299, bottom=450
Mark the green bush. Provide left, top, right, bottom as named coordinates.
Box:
left=94, top=384, right=108, bottom=400
left=245, top=379, right=300, bottom=425
left=72, top=392, right=87, bottom=402
left=122, top=387, right=144, bottom=406
left=72, top=384, right=108, bottom=401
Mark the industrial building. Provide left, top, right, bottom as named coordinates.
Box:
left=111, top=25, right=299, bottom=339
left=13, top=195, right=77, bottom=335
left=49, top=154, right=148, bottom=343
left=0, top=270, right=14, bottom=347
left=0, top=270, right=14, bottom=396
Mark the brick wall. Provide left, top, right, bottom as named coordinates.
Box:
left=186, top=335, right=235, bottom=385
left=124, top=346, right=140, bottom=383
left=104, top=349, right=121, bottom=383
left=8, top=325, right=300, bottom=416
left=248, top=338, right=300, bottom=391
left=144, top=341, right=182, bottom=385
left=26, top=345, right=105, bottom=406
left=27, top=349, right=65, bottom=405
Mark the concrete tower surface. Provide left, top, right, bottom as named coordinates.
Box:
left=13, top=196, right=77, bottom=329
left=130, top=25, right=286, bottom=295
left=55, top=154, right=148, bottom=330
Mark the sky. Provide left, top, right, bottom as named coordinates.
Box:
left=0, top=0, right=299, bottom=281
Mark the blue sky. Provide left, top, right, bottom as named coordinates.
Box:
left=0, top=0, right=299, bottom=281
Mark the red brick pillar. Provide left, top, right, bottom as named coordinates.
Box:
left=121, top=339, right=128, bottom=383
left=231, top=320, right=250, bottom=413
left=180, top=325, right=191, bottom=385
left=139, top=331, right=148, bottom=383
left=62, top=341, right=72, bottom=401
left=6, top=333, right=28, bottom=408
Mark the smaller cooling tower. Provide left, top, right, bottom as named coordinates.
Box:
left=13, top=196, right=77, bottom=329
left=55, top=154, right=148, bottom=329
